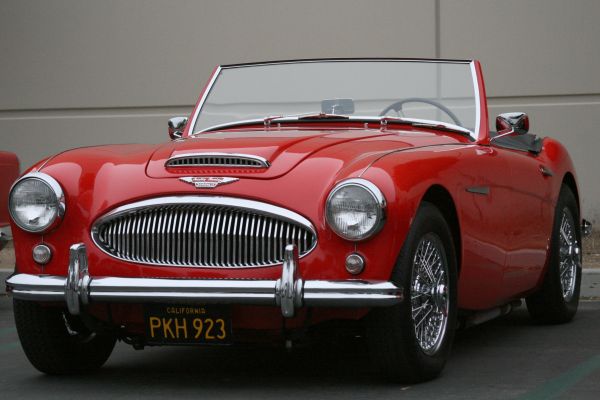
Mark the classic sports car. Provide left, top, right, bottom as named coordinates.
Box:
left=0, top=151, right=19, bottom=251
left=6, top=59, right=592, bottom=382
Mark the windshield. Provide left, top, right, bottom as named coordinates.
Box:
left=192, top=60, right=479, bottom=138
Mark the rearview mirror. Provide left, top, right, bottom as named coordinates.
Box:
left=321, top=98, right=355, bottom=115
left=168, top=117, right=188, bottom=140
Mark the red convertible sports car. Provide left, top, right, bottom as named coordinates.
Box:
left=6, top=59, right=591, bottom=382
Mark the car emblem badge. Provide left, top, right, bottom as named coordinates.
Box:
left=179, top=177, right=239, bottom=189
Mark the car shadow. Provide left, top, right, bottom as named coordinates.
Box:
left=23, top=306, right=546, bottom=392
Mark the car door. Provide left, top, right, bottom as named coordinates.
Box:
left=493, top=142, right=554, bottom=298
left=457, top=145, right=513, bottom=309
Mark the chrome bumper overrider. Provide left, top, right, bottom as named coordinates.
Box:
left=5, top=243, right=403, bottom=318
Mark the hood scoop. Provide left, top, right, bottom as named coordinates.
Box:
left=165, top=152, right=270, bottom=169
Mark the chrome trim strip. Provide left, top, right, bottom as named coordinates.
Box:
left=166, top=152, right=270, bottom=168
left=91, top=196, right=318, bottom=268
left=539, top=165, right=554, bottom=177
left=470, top=61, right=481, bottom=142
left=8, top=172, right=66, bottom=233
left=190, top=59, right=475, bottom=136
left=221, top=58, right=473, bottom=69
left=5, top=243, right=403, bottom=318
left=465, top=186, right=490, bottom=196
left=188, top=66, right=222, bottom=137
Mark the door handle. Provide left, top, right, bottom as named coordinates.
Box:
left=539, top=165, right=553, bottom=177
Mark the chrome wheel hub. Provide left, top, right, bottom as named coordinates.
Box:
left=558, top=208, right=580, bottom=302
left=432, top=284, right=448, bottom=314
left=411, top=233, right=449, bottom=355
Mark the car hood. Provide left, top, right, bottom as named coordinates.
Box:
left=37, top=127, right=466, bottom=224
left=146, top=128, right=460, bottom=179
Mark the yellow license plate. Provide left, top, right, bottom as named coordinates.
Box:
left=144, top=304, right=232, bottom=344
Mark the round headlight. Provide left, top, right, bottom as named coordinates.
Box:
left=326, top=178, right=386, bottom=241
left=9, top=172, right=65, bottom=233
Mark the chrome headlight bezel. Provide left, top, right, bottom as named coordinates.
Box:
left=8, top=172, right=66, bottom=233
left=325, top=178, right=386, bottom=241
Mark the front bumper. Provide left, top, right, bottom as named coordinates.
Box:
left=6, top=243, right=403, bottom=318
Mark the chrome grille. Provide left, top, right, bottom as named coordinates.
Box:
left=91, top=197, right=316, bottom=268
left=166, top=153, right=269, bottom=168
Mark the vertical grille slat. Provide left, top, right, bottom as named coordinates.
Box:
left=158, top=211, right=165, bottom=264
left=93, top=200, right=316, bottom=268
left=140, top=212, right=147, bottom=262
left=225, top=211, right=233, bottom=267
left=121, top=218, right=126, bottom=256
left=165, top=209, right=171, bottom=264
left=231, top=212, right=239, bottom=265
left=192, top=210, right=199, bottom=266
left=208, top=209, right=216, bottom=266
left=266, top=218, right=273, bottom=265
left=198, top=210, right=206, bottom=265
left=249, top=215, right=255, bottom=266
left=260, top=216, right=266, bottom=266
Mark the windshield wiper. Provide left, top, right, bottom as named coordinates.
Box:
left=196, top=113, right=350, bottom=134
left=264, top=113, right=349, bottom=126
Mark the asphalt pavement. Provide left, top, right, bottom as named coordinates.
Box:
left=1, top=269, right=599, bottom=399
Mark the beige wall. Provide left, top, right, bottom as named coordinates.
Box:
left=1, top=0, right=599, bottom=220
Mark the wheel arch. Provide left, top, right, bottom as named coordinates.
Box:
left=561, top=172, right=580, bottom=215
left=420, top=185, right=462, bottom=275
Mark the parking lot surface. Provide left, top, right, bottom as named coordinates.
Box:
left=1, top=268, right=599, bottom=400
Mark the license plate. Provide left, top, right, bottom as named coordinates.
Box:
left=144, top=304, right=232, bottom=345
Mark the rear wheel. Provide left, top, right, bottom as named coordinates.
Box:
left=366, top=202, right=457, bottom=383
left=526, top=186, right=582, bottom=323
left=13, top=299, right=116, bottom=374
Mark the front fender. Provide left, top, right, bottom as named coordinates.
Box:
left=353, top=144, right=471, bottom=281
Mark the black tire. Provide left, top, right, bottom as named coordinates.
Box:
left=526, top=185, right=582, bottom=324
left=13, top=299, right=116, bottom=374
left=366, top=202, right=458, bottom=383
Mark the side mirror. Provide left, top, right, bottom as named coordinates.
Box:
left=491, top=112, right=529, bottom=143
left=168, top=117, right=188, bottom=140
left=496, top=112, right=529, bottom=135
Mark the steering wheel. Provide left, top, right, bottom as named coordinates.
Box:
left=379, top=97, right=463, bottom=127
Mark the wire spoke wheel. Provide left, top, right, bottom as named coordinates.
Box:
left=525, top=185, right=581, bottom=324
left=366, top=202, right=456, bottom=382
left=558, top=208, right=580, bottom=302
left=411, top=233, right=449, bottom=355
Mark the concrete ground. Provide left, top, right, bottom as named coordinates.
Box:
left=2, top=238, right=600, bottom=398
left=583, top=231, right=600, bottom=268
left=0, top=297, right=599, bottom=399
left=1, top=268, right=600, bottom=399
left=0, top=242, right=15, bottom=270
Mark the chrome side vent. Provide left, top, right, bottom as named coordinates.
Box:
left=166, top=153, right=269, bottom=168
left=91, top=196, right=317, bottom=268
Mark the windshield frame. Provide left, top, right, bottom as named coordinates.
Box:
left=187, top=58, right=484, bottom=141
